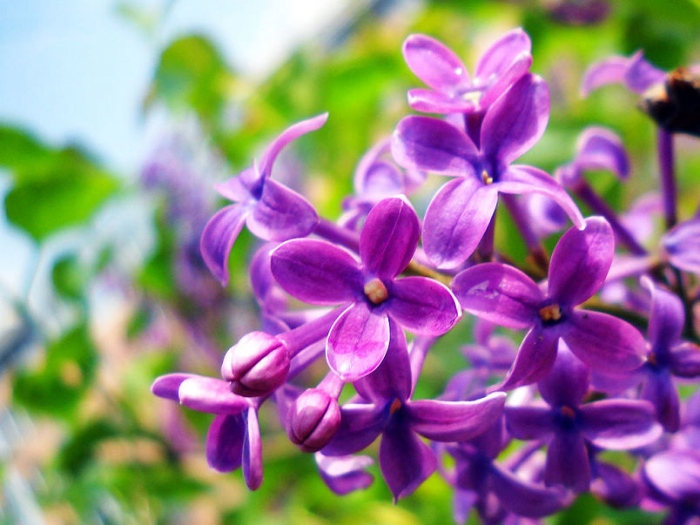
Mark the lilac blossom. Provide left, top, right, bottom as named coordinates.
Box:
left=201, top=114, right=327, bottom=285
left=505, top=345, right=662, bottom=492
left=662, top=218, right=700, bottom=275
left=643, top=449, right=700, bottom=524
left=315, top=453, right=374, bottom=495
left=270, top=196, right=460, bottom=381
left=402, top=29, right=532, bottom=115
left=581, top=51, right=665, bottom=97
left=393, top=73, right=584, bottom=268
left=452, top=217, right=646, bottom=389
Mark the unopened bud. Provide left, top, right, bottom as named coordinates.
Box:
left=221, top=332, right=290, bottom=397
left=288, top=388, right=341, bottom=452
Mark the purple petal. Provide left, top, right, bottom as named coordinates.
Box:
left=423, top=178, right=499, bottom=269
left=215, top=167, right=257, bottom=202
left=323, top=403, right=386, bottom=456
left=354, top=320, right=412, bottom=403
left=243, top=408, right=263, bottom=490
left=407, top=88, right=477, bottom=114
left=270, top=239, right=362, bottom=305
left=645, top=278, right=684, bottom=351
left=452, top=262, right=542, bottom=329
left=391, top=116, right=478, bottom=176
left=380, top=420, right=437, bottom=502
left=408, top=392, right=506, bottom=442
left=624, top=51, right=665, bottom=94
left=645, top=450, right=700, bottom=502
left=327, top=303, right=390, bottom=381
left=179, top=376, right=249, bottom=414
left=500, top=327, right=560, bottom=390
left=206, top=413, right=245, bottom=472
left=663, top=218, right=700, bottom=274
left=491, top=463, right=565, bottom=518
left=580, top=55, right=629, bottom=96
left=562, top=310, right=646, bottom=372
left=505, top=405, right=556, bottom=439
left=387, top=276, right=461, bottom=336
left=258, top=113, right=329, bottom=177
left=402, top=34, right=470, bottom=94
left=151, top=373, right=195, bottom=401
left=481, top=73, right=549, bottom=166
left=356, top=160, right=403, bottom=198
left=497, top=165, right=585, bottom=229
left=670, top=342, right=700, bottom=378
left=360, top=196, right=419, bottom=278
left=641, top=371, right=680, bottom=432
left=200, top=204, right=249, bottom=286
left=247, top=178, right=318, bottom=241
left=547, top=217, right=614, bottom=307
left=476, top=28, right=532, bottom=107
left=544, top=431, right=591, bottom=492
left=316, top=453, right=374, bottom=495
left=574, top=127, right=630, bottom=180
left=591, top=461, right=642, bottom=508
left=538, top=343, right=590, bottom=408
left=579, top=399, right=662, bottom=450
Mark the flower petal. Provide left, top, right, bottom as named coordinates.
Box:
left=670, top=342, right=700, bottom=378
left=562, top=310, right=646, bottom=372
left=200, top=204, right=249, bottom=286
left=316, top=453, right=374, bottom=495
left=215, top=167, right=257, bottom=201
left=645, top=450, right=700, bottom=502
left=580, top=55, right=629, bottom=96
left=243, top=408, right=263, bottom=490
left=179, top=376, right=249, bottom=414
left=505, top=405, right=556, bottom=439
left=327, top=303, right=390, bottom=381
left=247, top=178, right=318, bottom=241
left=644, top=277, right=685, bottom=351
left=270, top=239, right=362, bottom=305
left=452, top=262, right=543, bottom=329
left=481, top=73, right=549, bottom=166
left=476, top=28, right=532, bottom=107
left=402, top=34, right=470, bottom=93
left=323, top=403, right=386, bottom=456
left=579, top=399, right=662, bottom=450
left=206, top=413, right=245, bottom=472
left=360, top=196, right=419, bottom=278
left=409, top=392, right=506, bottom=442
left=151, top=373, right=196, bottom=401
left=387, top=276, right=461, bottom=336
left=591, top=461, right=642, bottom=508
left=491, top=463, right=566, bottom=518
left=641, top=370, right=680, bottom=432
left=391, top=116, right=478, bottom=176
left=423, top=178, right=499, bottom=269
left=663, top=218, right=700, bottom=275
left=574, top=126, right=630, bottom=180
left=500, top=327, right=560, bottom=390
left=407, top=88, right=477, bottom=114
left=538, top=343, right=590, bottom=408
left=544, top=431, right=591, bottom=492
left=623, top=51, right=665, bottom=94
left=547, top=217, right=614, bottom=307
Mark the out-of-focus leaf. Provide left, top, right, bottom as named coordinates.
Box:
left=0, top=125, right=55, bottom=171
left=58, top=420, right=120, bottom=476
left=138, top=210, right=176, bottom=300
left=52, top=255, right=86, bottom=301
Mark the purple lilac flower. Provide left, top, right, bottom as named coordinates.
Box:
left=402, top=29, right=532, bottom=116
left=546, top=0, right=611, bottom=25
left=270, top=196, right=461, bottom=381
left=393, top=73, right=584, bottom=268
left=201, top=114, right=328, bottom=285
left=322, top=327, right=506, bottom=501
left=452, top=217, right=646, bottom=389
left=505, top=345, right=662, bottom=492
left=315, top=453, right=374, bottom=495
left=662, top=218, right=700, bottom=275
left=581, top=51, right=665, bottom=97
left=643, top=449, right=700, bottom=524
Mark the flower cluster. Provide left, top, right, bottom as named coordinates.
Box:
left=152, top=29, right=700, bottom=522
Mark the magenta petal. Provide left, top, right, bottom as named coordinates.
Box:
left=258, top=113, right=329, bottom=176
left=206, top=413, right=245, bottom=472
left=356, top=160, right=403, bottom=198
left=423, top=178, right=498, bottom=269
left=387, top=277, right=461, bottom=336
left=491, top=464, right=565, bottom=518
left=644, top=450, right=700, bottom=502
left=242, top=409, right=263, bottom=490
left=452, top=262, right=543, bottom=329
left=380, top=421, right=437, bottom=502
left=360, top=196, right=419, bottom=278
left=151, top=373, right=196, bottom=401
left=670, top=342, right=700, bottom=378
left=505, top=405, right=556, bottom=439
left=500, top=327, right=559, bottom=390
left=247, top=178, right=318, bottom=241
left=402, top=34, right=470, bottom=93
left=316, top=453, right=374, bottom=495
left=408, top=392, right=506, bottom=442
left=480, top=53, right=533, bottom=109
left=407, top=88, right=476, bottom=114
left=547, top=217, right=614, bottom=307
left=215, top=167, right=257, bottom=201
left=481, top=73, right=549, bottom=165
left=200, top=204, right=249, bottom=286
left=391, top=116, right=478, bottom=176
left=475, top=28, right=531, bottom=80
left=579, top=399, right=662, bottom=450
left=544, top=431, right=591, bottom=492
left=580, top=56, right=629, bottom=96
left=270, top=239, right=362, bottom=305
left=327, top=303, right=390, bottom=381
left=497, top=165, right=585, bottom=229
left=179, top=377, right=249, bottom=414
left=575, top=127, right=630, bottom=180
left=563, top=310, right=645, bottom=372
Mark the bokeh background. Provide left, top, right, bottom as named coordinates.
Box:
left=1, top=0, right=700, bottom=523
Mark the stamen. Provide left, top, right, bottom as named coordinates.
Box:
left=482, top=169, right=493, bottom=185
left=539, top=304, right=562, bottom=322
left=647, top=352, right=658, bottom=367
left=390, top=398, right=403, bottom=415
left=560, top=406, right=576, bottom=419
left=364, top=278, right=389, bottom=305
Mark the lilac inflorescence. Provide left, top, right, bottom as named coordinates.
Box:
left=151, top=27, right=700, bottom=523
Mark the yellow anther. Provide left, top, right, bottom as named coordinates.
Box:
left=539, top=304, right=562, bottom=322
left=482, top=169, right=493, bottom=185
left=364, top=278, right=389, bottom=305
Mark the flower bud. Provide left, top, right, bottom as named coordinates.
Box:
left=288, top=388, right=341, bottom=452
left=221, top=332, right=290, bottom=397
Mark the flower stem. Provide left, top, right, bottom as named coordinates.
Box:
left=657, top=129, right=677, bottom=229
left=314, top=217, right=360, bottom=252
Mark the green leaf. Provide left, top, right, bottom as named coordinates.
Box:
left=52, top=255, right=86, bottom=301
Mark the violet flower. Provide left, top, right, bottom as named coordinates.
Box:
left=581, top=50, right=665, bottom=97
left=322, top=327, right=506, bottom=501
left=452, top=217, right=646, bottom=389
left=315, top=453, right=374, bottom=495
left=643, top=449, right=700, bottom=524
left=505, top=345, right=662, bottom=492
left=201, top=113, right=328, bottom=285
left=393, top=73, right=584, bottom=268
left=270, top=196, right=460, bottom=381
left=402, top=29, right=532, bottom=116
left=662, top=218, right=700, bottom=275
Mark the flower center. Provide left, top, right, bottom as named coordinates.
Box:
left=560, top=405, right=576, bottom=420
left=481, top=169, right=493, bottom=185
left=539, top=304, right=562, bottom=322
left=390, top=398, right=403, bottom=415
left=364, top=278, right=389, bottom=305
left=647, top=352, right=658, bottom=367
